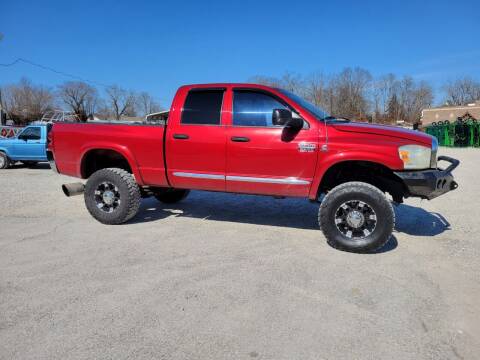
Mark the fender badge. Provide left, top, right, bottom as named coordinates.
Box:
left=298, top=142, right=317, bottom=152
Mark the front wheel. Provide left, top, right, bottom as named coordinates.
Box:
left=84, top=168, right=141, bottom=224
left=319, top=181, right=395, bottom=252
left=0, top=152, right=10, bottom=169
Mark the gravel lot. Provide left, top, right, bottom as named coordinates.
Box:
left=1, top=147, right=479, bottom=360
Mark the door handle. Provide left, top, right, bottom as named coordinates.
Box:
left=173, top=134, right=189, bottom=140
left=231, top=136, right=250, bottom=142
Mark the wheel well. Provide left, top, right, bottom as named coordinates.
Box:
left=81, top=149, right=132, bottom=178
left=318, top=161, right=406, bottom=203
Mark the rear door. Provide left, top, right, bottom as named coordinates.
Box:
left=166, top=88, right=227, bottom=191
left=226, top=89, right=318, bottom=197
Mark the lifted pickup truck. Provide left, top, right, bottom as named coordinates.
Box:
left=48, top=83, right=459, bottom=252
left=0, top=125, right=50, bottom=169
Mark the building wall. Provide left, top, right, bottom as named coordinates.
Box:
left=421, top=103, right=480, bottom=126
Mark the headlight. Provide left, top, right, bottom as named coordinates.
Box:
left=398, top=144, right=432, bottom=169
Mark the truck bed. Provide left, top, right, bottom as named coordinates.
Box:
left=51, top=123, right=168, bottom=186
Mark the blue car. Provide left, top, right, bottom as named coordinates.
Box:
left=0, top=125, right=50, bottom=169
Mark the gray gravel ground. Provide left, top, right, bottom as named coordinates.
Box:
left=1, top=147, right=479, bottom=360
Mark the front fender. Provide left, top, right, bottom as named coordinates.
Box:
left=308, top=149, right=404, bottom=199
left=78, top=142, right=145, bottom=185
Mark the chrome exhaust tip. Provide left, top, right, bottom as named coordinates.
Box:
left=62, top=183, right=85, bottom=197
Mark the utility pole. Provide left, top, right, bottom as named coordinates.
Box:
left=0, top=88, right=4, bottom=126
left=0, top=34, right=5, bottom=125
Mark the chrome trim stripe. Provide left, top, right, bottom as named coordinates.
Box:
left=226, top=175, right=310, bottom=185
left=173, top=172, right=310, bottom=185
left=173, top=172, right=225, bottom=180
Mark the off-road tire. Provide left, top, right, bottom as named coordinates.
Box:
left=154, top=189, right=190, bottom=204
left=0, top=152, right=10, bottom=169
left=319, top=181, right=395, bottom=253
left=84, top=168, right=141, bottom=224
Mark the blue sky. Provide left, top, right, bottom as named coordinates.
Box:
left=1, top=0, right=479, bottom=106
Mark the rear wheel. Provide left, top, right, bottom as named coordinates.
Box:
left=84, top=168, right=141, bottom=224
left=154, top=188, right=190, bottom=204
left=319, top=181, right=394, bottom=252
left=0, top=152, right=10, bottom=169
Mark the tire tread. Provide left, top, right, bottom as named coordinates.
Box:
left=319, top=181, right=395, bottom=252
left=85, top=168, right=141, bottom=224
left=0, top=152, right=10, bottom=169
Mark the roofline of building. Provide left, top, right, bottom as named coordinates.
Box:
left=423, top=105, right=480, bottom=112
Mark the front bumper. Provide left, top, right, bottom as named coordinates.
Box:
left=394, top=156, right=459, bottom=200
left=46, top=150, right=58, bottom=173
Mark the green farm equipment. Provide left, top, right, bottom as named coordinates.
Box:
left=425, top=118, right=478, bottom=147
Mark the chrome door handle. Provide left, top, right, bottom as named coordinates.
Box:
left=231, top=136, right=250, bottom=142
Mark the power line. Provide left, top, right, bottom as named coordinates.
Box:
left=0, top=57, right=110, bottom=88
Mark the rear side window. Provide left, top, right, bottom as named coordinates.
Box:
left=233, top=90, right=289, bottom=127
left=181, top=90, right=224, bottom=125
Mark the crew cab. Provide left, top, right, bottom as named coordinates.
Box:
left=0, top=125, right=50, bottom=169
left=48, top=83, right=459, bottom=252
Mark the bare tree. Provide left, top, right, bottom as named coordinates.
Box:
left=105, top=85, right=136, bottom=120
left=387, top=93, right=402, bottom=122
left=249, top=68, right=434, bottom=124
left=58, top=81, right=98, bottom=121
left=443, top=77, right=480, bottom=106
left=248, top=75, right=283, bottom=88
left=372, top=74, right=398, bottom=122
left=304, top=72, right=329, bottom=109
left=250, top=73, right=306, bottom=95
left=395, top=76, right=433, bottom=123
left=3, top=78, right=54, bottom=124
left=332, top=67, right=372, bottom=119
left=136, top=92, right=162, bottom=117
left=409, top=81, right=433, bottom=124
left=252, top=68, right=372, bottom=120
left=278, top=72, right=305, bottom=95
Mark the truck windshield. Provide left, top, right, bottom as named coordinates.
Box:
left=277, top=89, right=330, bottom=121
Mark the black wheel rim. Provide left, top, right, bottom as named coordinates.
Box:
left=334, top=200, right=377, bottom=240
left=94, top=182, right=121, bottom=213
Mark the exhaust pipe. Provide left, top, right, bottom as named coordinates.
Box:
left=62, top=183, right=85, bottom=197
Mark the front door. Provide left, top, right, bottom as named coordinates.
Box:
left=166, top=88, right=227, bottom=192
left=226, top=89, right=318, bottom=197
left=13, top=127, right=45, bottom=160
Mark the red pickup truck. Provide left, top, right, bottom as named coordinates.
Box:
left=48, top=83, right=459, bottom=252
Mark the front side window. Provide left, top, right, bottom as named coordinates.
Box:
left=19, top=127, right=41, bottom=140
left=181, top=90, right=224, bottom=125
left=277, top=88, right=329, bottom=120
left=233, top=90, right=289, bottom=127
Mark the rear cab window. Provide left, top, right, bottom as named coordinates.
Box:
left=181, top=89, right=224, bottom=125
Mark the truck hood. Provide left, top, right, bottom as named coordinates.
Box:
left=331, top=122, right=432, bottom=145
